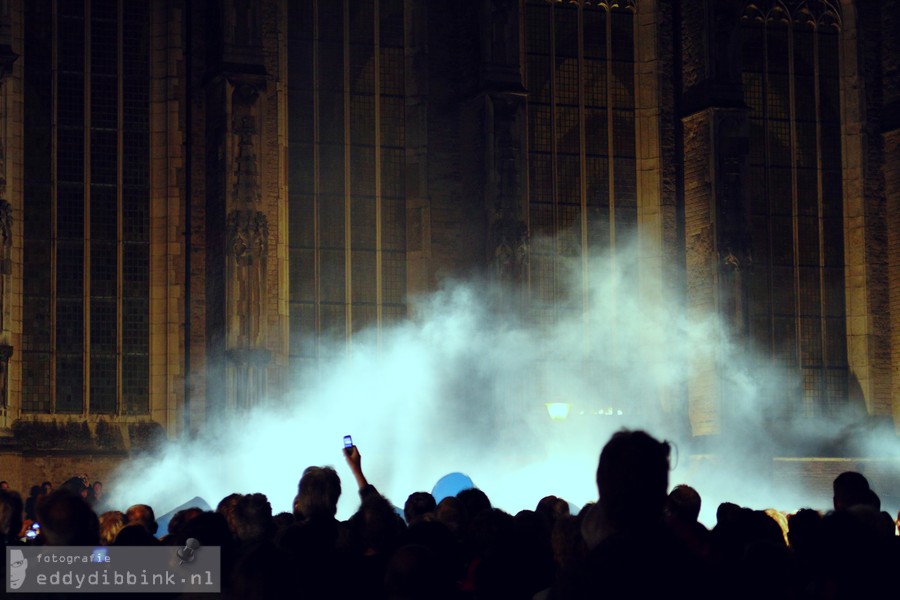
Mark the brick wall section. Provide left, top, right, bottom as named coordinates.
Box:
left=0, top=451, right=129, bottom=499
left=682, top=110, right=720, bottom=435
left=882, top=0, right=900, bottom=118
left=886, top=128, right=900, bottom=430
left=882, top=2, right=900, bottom=431
left=3, top=0, right=24, bottom=427
left=187, top=0, right=208, bottom=432
left=680, top=0, right=707, bottom=95
left=150, top=2, right=186, bottom=436
left=840, top=3, right=883, bottom=416
left=260, top=0, right=289, bottom=399
left=857, top=2, right=891, bottom=416
left=772, top=457, right=900, bottom=512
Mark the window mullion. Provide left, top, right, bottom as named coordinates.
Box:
left=117, top=0, right=124, bottom=415
left=83, top=0, right=92, bottom=418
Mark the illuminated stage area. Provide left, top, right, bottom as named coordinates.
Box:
left=106, top=251, right=899, bottom=525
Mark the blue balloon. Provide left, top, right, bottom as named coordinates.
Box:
left=431, top=472, right=475, bottom=503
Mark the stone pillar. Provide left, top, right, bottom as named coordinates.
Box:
left=478, top=0, right=528, bottom=302
left=841, top=1, right=891, bottom=417
left=887, top=128, right=900, bottom=431
left=681, top=0, right=750, bottom=437
left=0, top=5, right=16, bottom=432
left=205, top=0, right=275, bottom=414
left=635, top=0, right=681, bottom=415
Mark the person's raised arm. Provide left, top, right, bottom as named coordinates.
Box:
left=344, top=444, right=368, bottom=490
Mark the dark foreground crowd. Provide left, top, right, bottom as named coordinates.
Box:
left=1, top=429, right=899, bottom=599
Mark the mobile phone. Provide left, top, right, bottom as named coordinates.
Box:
left=25, top=522, right=40, bottom=539
left=343, top=435, right=353, bottom=449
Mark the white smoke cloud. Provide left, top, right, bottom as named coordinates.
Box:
left=109, top=237, right=899, bottom=527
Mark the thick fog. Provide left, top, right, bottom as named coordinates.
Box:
left=110, top=238, right=899, bottom=526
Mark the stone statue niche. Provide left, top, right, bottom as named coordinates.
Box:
left=226, top=84, right=268, bottom=350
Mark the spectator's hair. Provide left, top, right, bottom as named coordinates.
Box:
left=125, top=504, right=158, bottom=535
left=216, top=492, right=242, bottom=537
left=233, top=493, right=274, bottom=544
left=456, top=487, right=491, bottom=522
left=551, top=514, right=586, bottom=570
left=272, top=511, right=295, bottom=529
left=0, top=489, right=24, bottom=542
left=294, top=466, right=341, bottom=519
left=666, top=484, right=702, bottom=523
left=596, top=429, right=670, bottom=527
left=716, top=501, right=741, bottom=526
left=98, top=511, right=126, bottom=546
left=435, top=496, right=467, bottom=540
left=404, top=491, right=436, bottom=524
left=37, top=489, right=100, bottom=545
left=355, top=493, right=405, bottom=556
left=787, top=508, right=823, bottom=555
left=535, top=495, right=570, bottom=526
left=860, top=487, right=880, bottom=511
left=833, top=471, right=870, bottom=510
left=167, top=507, right=204, bottom=538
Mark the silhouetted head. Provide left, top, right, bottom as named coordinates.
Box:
left=295, top=466, right=341, bottom=520
left=404, top=491, right=437, bottom=525
left=38, top=489, right=99, bottom=546
left=0, top=489, right=24, bottom=542
left=596, top=429, right=670, bottom=528
left=125, top=504, right=158, bottom=535
left=666, top=484, right=702, bottom=523
left=233, top=493, right=274, bottom=544
left=434, top=496, right=467, bottom=540
left=832, top=471, right=870, bottom=511
left=167, top=506, right=204, bottom=540
left=456, top=488, right=491, bottom=522
left=535, top=495, right=570, bottom=527
left=99, top=510, right=126, bottom=546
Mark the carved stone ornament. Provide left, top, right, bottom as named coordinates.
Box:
left=491, top=219, right=529, bottom=283
left=0, top=199, right=11, bottom=250
left=227, top=209, right=269, bottom=266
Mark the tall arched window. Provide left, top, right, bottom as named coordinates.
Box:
left=525, top=0, right=637, bottom=325
left=287, top=0, right=407, bottom=372
left=22, top=0, right=150, bottom=414
left=741, top=1, right=846, bottom=415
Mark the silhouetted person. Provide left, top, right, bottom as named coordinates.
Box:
left=404, top=491, right=436, bottom=526
left=385, top=544, right=454, bottom=600
left=24, top=485, right=42, bottom=521
left=535, top=495, right=570, bottom=530
left=665, top=484, right=711, bottom=560
left=558, top=429, right=705, bottom=599
left=230, top=493, right=297, bottom=600
left=125, top=504, right=158, bottom=533
left=832, top=470, right=870, bottom=511
left=162, top=506, right=203, bottom=545
left=37, top=489, right=99, bottom=546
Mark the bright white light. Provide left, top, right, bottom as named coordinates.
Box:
left=545, top=402, right=571, bottom=420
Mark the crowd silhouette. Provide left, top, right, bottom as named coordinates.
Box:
left=1, top=429, right=898, bottom=599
